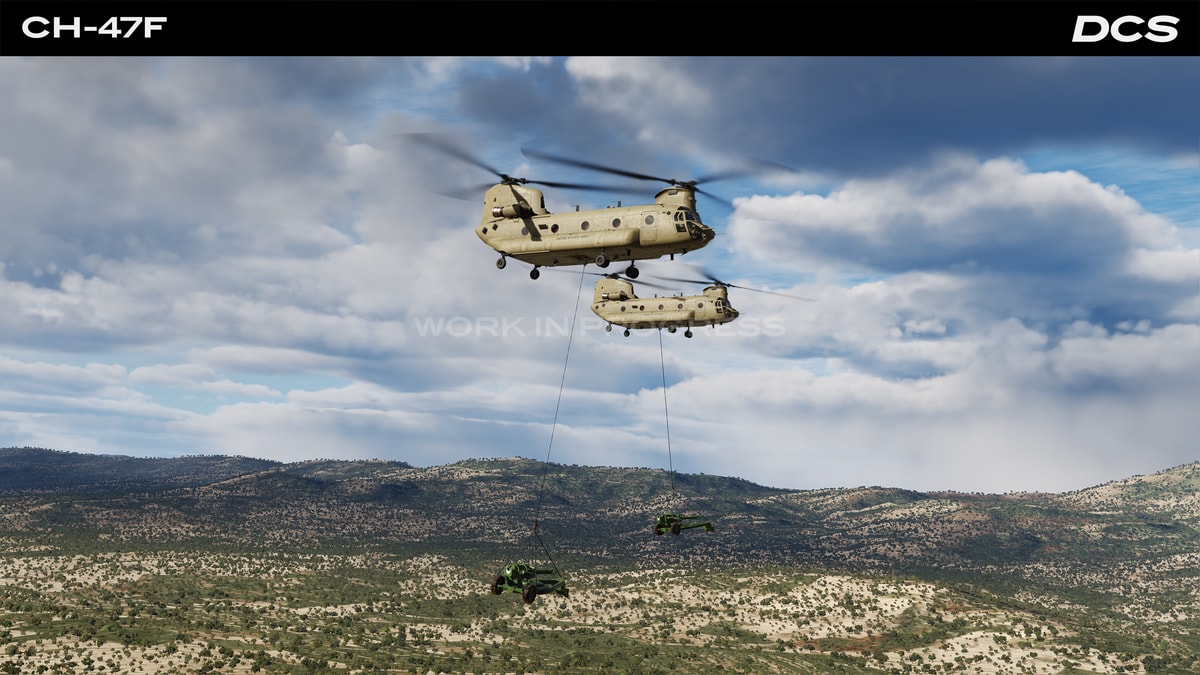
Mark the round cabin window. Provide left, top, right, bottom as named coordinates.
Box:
left=551, top=224, right=559, bottom=233
left=645, top=215, right=654, bottom=225
left=612, top=218, right=621, bottom=228
left=581, top=221, right=590, bottom=230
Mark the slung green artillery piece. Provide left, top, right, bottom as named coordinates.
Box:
left=654, top=513, right=715, bottom=536
left=489, top=563, right=569, bottom=604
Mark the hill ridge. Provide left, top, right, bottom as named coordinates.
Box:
left=1, top=447, right=1197, bottom=672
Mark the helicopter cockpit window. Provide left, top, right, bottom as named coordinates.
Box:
left=674, top=211, right=686, bottom=233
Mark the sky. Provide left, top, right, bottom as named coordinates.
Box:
left=1, top=57, right=1197, bottom=493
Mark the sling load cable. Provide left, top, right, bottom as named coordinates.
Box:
left=530, top=263, right=589, bottom=571
left=653, top=328, right=715, bottom=536
left=659, top=328, right=676, bottom=497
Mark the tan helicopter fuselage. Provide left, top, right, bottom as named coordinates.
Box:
left=590, top=277, right=739, bottom=333
left=477, top=184, right=715, bottom=270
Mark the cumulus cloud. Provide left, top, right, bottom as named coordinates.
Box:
left=730, top=155, right=1196, bottom=333
left=733, top=155, right=1173, bottom=272
left=555, top=58, right=1200, bottom=177
left=644, top=319, right=1199, bottom=492
left=1, top=57, right=1195, bottom=493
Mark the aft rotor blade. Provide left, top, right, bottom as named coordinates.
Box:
left=404, top=133, right=506, bottom=177
left=527, top=178, right=641, bottom=192
left=429, top=181, right=496, bottom=201
left=407, top=136, right=642, bottom=193
left=522, top=147, right=672, bottom=184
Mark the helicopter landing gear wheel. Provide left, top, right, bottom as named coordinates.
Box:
left=490, top=575, right=504, bottom=595
left=595, top=253, right=609, bottom=268
left=685, top=329, right=693, bottom=338
left=496, top=256, right=507, bottom=270
left=529, top=267, right=540, bottom=280
left=625, top=264, right=639, bottom=279
left=671, top=523, right=682, bottom=536
left=522, top=584, right=538, bottom=604
left=623, top=329, right=631, bottom=337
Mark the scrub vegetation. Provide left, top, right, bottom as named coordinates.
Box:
left=1, top=448, right=1196, bottom=673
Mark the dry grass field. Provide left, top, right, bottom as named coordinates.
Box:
left=1, top=548, right=1188, bottom=674
left=1, top=451, right=1196, bottom=673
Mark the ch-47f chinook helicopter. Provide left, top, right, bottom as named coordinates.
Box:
left=408, top=135, right=779, bottom=280
left=591, top=268, right=813, bottom=337
left=591, top=275, right=738, bottom=338
left=479, top=172, right=713, bottom=280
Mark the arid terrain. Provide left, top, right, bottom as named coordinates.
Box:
left=1, top=448, right=1196, bottom=673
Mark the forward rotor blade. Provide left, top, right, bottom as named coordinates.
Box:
left=692, top=185, right=732, bottom=208
left=653, top=271, right=815, bottom=301
left=582, top=271, right=690, bottom=293
left=692, top=168, right=756, bottom=185
left=630, top=278, right=683, bottom=292
left=677, top=264, right=722, bottom=284
left=522, top=148, right=798, bottom=209
left=655, top=275, right=711, bottom=287
left=724, top=284, right=816, bottom=302
left=693, top=158, right=798, bottom=185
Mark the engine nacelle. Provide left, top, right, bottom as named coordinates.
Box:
left=492, top=202, right=533, bottom=219
left=593, top=277, right=637, bottom=305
